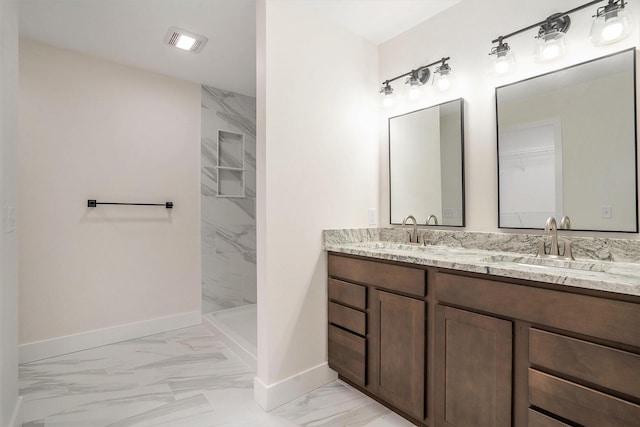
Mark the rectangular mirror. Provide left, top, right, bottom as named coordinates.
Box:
left=389, top=98, right=465, bottom=226
left=496, top=48, right=638, bottom=232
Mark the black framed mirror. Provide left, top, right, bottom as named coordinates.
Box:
left=496, top=48, right=638, bottom=232
left=389, top=98, right=465, bottom=226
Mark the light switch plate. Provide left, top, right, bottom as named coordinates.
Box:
left=368, top=208, right=377, bottom=226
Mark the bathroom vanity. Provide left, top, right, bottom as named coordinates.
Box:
left=325, top=231, right=640, bottom=427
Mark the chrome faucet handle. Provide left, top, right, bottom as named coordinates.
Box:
left=420, top=232, right=429, bottom=246
left=536, top=239, right=547, bottom=257
left=561, top=239, right=574, bottom=260
left=544, top=216, right=559, bottom=256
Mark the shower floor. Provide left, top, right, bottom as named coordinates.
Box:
left=203, top=304, right=257, bottom=370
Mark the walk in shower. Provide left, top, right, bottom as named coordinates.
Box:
left=201, top=85, right=257, bottom=367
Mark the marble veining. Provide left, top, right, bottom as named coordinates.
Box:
left=323, top=228, right=640, bottom=297
left=325, top=227, right=640, bottom=262
left=20, top=325, right=412, bottom=427
left=202, top=85, right=257, bottom=314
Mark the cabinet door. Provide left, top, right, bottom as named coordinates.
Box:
left=435, top=305, right=512, bottom=427
left=374, top=290, right=425, bottom=420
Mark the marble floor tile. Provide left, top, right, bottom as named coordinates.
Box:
left=20, top=324, right=411, bottom=426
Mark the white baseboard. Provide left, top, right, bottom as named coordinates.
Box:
left=8, top=396, right=22, bottom=427
left=19, top=311, right=201, bottom=364
left=253, top=362, right=337, bottom=411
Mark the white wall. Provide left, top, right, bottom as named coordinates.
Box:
left=19, top=40, right=201, bottom=352
left=0, top=0, right=20, bottom=423
left=379, top=0, right=640, bottom=238
left=255, top=0, right=379, bottom=409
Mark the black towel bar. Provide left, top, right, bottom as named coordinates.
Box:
left=88, top=200, right=173, bottom=209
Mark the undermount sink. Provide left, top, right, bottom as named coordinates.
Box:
left=481, top=253, right=608, bottom=273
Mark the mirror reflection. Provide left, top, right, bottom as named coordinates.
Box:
left=496, top=48, right=637, bottom=232
left=389, top=98, right=465, bottom=226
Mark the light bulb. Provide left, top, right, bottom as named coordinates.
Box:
left=176, top=35, right=196, bottom=51
left=408, top=85, right=422, bottom=100
left=437, top=76, right=450, bottom=91
left=602, top=19, right=624, bottom=41
left=542, top=43, right=560, bottom=60
left=534, top=30, right=567, bottom=63
left=383, top=95, right=395, bottom=108
left=590, top=6, right=634, bottom=46
left=434, top=63, right=454, bottom=92
left=495, top=57, right=510, bottom=75
left=490, top=42, right=516, bottom=76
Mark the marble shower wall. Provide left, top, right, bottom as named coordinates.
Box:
left=201, top=86, right=256, bottom=313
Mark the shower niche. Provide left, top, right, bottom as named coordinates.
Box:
left=217, top=130, right=245, bottom=198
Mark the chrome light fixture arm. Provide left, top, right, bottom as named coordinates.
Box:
left=379, top=57, right=450, bottom=95
left=490, top=0, right=603, bottom=46
left=594, top=0, right=628, bottom=17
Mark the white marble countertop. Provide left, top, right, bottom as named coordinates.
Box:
left=325, top=241, right=640, bottom=297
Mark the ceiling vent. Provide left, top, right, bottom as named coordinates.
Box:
left=164, top=27, right=208, bottom=53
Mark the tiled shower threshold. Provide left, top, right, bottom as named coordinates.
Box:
left=203, top=304, right=257, bottom=370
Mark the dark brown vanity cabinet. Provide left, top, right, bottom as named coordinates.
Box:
left=327, top=253, right=640, bottom=427
left=435, top=271, right=640, bottom=427
left=327, top=278, right=367, bottom=386
left=328, top=254, right=427, bottom=422
left=373, top=289, right=425, bottom=420
left=434, top=305, right=512, bottom=427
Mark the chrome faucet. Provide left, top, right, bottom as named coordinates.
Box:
left=544, top=216, right=559, bottom=256
left=539, top=216, right=573, bottom=260
left=402, top=215, right=418, bottom=244
left=559, top=215, right=571, bottom=230
left=426, top=214, right=438, bottom=225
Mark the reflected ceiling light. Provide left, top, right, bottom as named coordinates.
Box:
left=590, top=0, right=634, bottom=45
left=379, top=57, right=452, bottom=107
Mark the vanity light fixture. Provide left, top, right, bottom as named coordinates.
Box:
left=590, top=0, right=634, bottom=46
left=380, top=82, right=396, bottom=107
left=380, top=57, right=452, bottom=107
left=406, top=67, right=430, bottom=100
left=489, top=0, right=631, bottom=72
left=490, top=37, right=516, bottom=75
left=164, top=26, right=208, bottom=53
left=533, top=13, right=571, bottom=62
left=433, top=59, right=455, bottom=91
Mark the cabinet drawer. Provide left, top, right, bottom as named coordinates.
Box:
left=530, top=328, right=640, bottom=399
left=435, top=271, right=640, bottom=347
left=329, top=254, right=425, bottom=297
left=328, top=325, right=366, bottom=386
left=529, top=369, right=640, bottom=427
left=329, top=302, right=366, bottom=335
left=328, top=278, right=366, bottom=310
left=528, top=409, right=571, bottom=427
